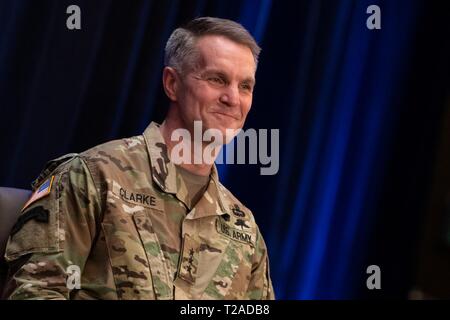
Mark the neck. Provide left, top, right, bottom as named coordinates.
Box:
left=160, top=112, right=222, bottom=177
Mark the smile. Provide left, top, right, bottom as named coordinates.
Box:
left=212, top=112, right=240, bottom=120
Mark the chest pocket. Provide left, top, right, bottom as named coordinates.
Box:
left=132, top=210, right=173, bottom=299
left=102, top=205, right=178, bottom=300
left=200, top=237, right=254, bottom=299
left=101, top=212, right=156, bottom=300
left=174, top=217, right=255, bottom=300
left=102, top=181, right=174, bottom=300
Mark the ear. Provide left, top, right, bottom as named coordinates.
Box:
left=163, top=67, right=179, bottom=102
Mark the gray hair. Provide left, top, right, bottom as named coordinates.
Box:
left=164, top=17, right=261, bottom=74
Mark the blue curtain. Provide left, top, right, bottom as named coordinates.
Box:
left=0, top=0, right=448, bottom=299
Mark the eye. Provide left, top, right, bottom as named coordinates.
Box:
left=240, top=83, right=253, bottom=92
left=208, top=76, right=225, bottom=85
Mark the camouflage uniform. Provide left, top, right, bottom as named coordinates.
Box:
left=3, top=122, right=274, bottom=300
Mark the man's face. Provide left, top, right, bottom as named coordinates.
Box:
left=174, top=35, right=256, bottom=142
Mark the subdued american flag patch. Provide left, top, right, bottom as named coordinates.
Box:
left=21, top=175, right=55, bottom=212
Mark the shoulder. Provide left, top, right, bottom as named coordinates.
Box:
left=78, top=135, right=147, bottom=175
left=5, top=154, right=99, bottom=262
left=24, top=134, right=147, bottom=216
left=80, top=135, right=146, bottom=160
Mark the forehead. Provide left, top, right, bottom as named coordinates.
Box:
left=194, top=35, right=256, bottom=77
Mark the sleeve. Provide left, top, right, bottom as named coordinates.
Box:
left=246, top=225, right=275, bottom=300
left=3, top=156, right=102, bottom=300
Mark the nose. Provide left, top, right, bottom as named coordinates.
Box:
left=219, top=85, right=240, bottom=108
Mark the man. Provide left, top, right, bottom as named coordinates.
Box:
left=2, top=17, right=274, bottom=300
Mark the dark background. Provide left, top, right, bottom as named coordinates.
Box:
left=0, top=0, right=449, bottom=299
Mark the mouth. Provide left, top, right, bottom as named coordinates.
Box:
left=212, top=111, right=240, bottom=121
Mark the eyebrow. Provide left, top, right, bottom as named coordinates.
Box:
left=201, top=69, right=255, bottom=85
left=241, top=77, right=255, bottom=85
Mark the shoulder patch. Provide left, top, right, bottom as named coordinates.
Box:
left=22, top=176, right=54, bottom=212
left=11, top=206, right=49, bottom=236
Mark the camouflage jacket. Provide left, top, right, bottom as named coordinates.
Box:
left=3, top=122, right=274, bottom=300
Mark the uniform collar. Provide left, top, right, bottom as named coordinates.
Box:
left=143, top=122, right=231, bottom=219
left=143, top=122, right=177, bottom=194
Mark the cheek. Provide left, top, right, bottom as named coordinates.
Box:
left=192, top=87, right=219, bottom=108
left=241, top=97, right=252, bottom=117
